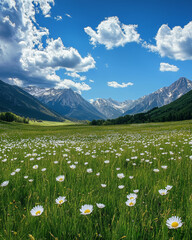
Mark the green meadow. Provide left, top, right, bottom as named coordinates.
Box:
left=0, top=120, right=192, bottom=240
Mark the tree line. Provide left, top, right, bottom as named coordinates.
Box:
left=0, top=112, right=29, bottom=123
left=90, top=108, right=192, bottom=126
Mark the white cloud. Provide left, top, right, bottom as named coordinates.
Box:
left=65, top=13, right=72, bottom=18
left=144, top=21, right=192, bottom=60
left=89, top=79, right=94, bottom=83
left=54, top=15, right=62, bottom=21
left=55, top=79, right=91, bottom=94
left=84, top=16, right=140, bottom=50
left=8, top=77, right=23, bottom=87
left=0, top=0, right=95, bottom=88
left=107, top=81, right=134, bottom=88
left=33, top=0, right=55, bottom=16
left=21, top=37, right=95, bottom=74
left=66, top=72, right=86, bottom=81
left=160, top=62, right=179, bottom=72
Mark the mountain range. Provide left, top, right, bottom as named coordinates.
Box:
left=0, top=77, right=191, bottom=122
left=92, top=77, right=192, bottom=119
left=0, top=80, right=63, bottom=121
left=91, top=88, right=192, bottom=125
left=24, top=86, right=105, bottom=121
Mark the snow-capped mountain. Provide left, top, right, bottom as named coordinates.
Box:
left=92, top=98, right=134, bottom=119
left=123, top=77, right=192, bottom=115
left=0, top=80, right=63, bottom=121
left=24, top=86, right=106, bottom=121
left=91, top=77, right=192, bottom=118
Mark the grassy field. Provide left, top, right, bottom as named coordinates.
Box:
left=0, top=120, right=192, bottom=239
left=29, top=120, right=77, bottom=126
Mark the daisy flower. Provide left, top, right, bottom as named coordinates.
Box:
left=56, top=175, right=65, bottom=182
left=70, top=164, right=76, bottom=169
left=41, top=168, right=46, bottom=172
left=161, top=165, right=167, bottom=169
left=104, top=160, right=110, bottom=164
left=96, top=172, right=100, bottom=176
left=101, top=184, right=107, bottom=188
left=55, top=196, right=67, bottom=205
left=125, top=199, right=136, bottom=207
left=96, top=203, right=105, bottom=208
left=158, top=189, right=168, bottom=195
left=87, top=168, right=93, bottom=173
left=1, top=180, right=9, bottom=187
left=129, top=176, right=134, bottom=179
left=166, top=185, right=173, bottom=190
left=33, top=165, right=38, bottom=169
left=80, top=204, right=93, bottom=215
left=153, top=169, right=159, bottom=173
left=118, top=185, right=124, bottom=189
left=30, top=205, right=44, bottom=216
left=133, top=189, right=139, bottom=193
left=117, top=173, right=125, bottom=179
left=166, top=216, right=183, bottom=229
left=127, top=193, right=137, bottom=200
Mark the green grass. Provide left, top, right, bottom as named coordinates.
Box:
left=29, top=120, right=76, bottom=126
left=0, top=120, right=192, bottom=239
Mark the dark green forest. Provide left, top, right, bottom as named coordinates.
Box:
left=90, top=90, right=192, bottom=125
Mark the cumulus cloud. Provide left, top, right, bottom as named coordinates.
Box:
left=55, top=79, right=91, bottom=94
left=0, top=0, right=95, bottom=90
left=8, top=77, right=23, bottom=87
left=107, top=81, right=134, bottom=88
left=66, top=72, right=86, bottom=81
left=160, top=62, right=179, bottom=72
left=144, top=21, right=192, bottom=61
left=54, top=15, right=62, bottom=21
left=84, top=16, right=140, bottom=50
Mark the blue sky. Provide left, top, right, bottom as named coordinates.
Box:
left=0, top=0, right=192, bottom=101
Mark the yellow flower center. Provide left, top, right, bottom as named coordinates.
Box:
left=129, top=202, right=134, bottom=206
left=171, top=222, right=179, bottom=228
left=35, top=210, right=41, bottom=215
left=130, top=197, right=134, bottom=199
left=84, top=209, right=91, bottom=213
left=59, top=200, right=63, bottom=204
left=59, top=178, right=63, bottom=181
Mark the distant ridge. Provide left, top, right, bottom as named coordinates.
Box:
left=90, top=89, right=192, bottom=125
left=123, top=77, right=192, bottom=116
left=25, top=86, right=106, bottom=121
left=0, top=80, right=64, bottom=121
left=91, top=77, right=192, bottom=119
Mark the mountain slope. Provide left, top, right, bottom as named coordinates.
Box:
left=25, top=86, right=105, bottom=121
left=91, top=77, right=192, bottom=119
left=92, top=98, right=134, bottom=119
left=90, top=89, right=192, bottom=125
left=0, top=80, right=63, bottom=121
left=148, top=89, right=192, bottom=122
left=123, top=77, right=192, bottom=115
